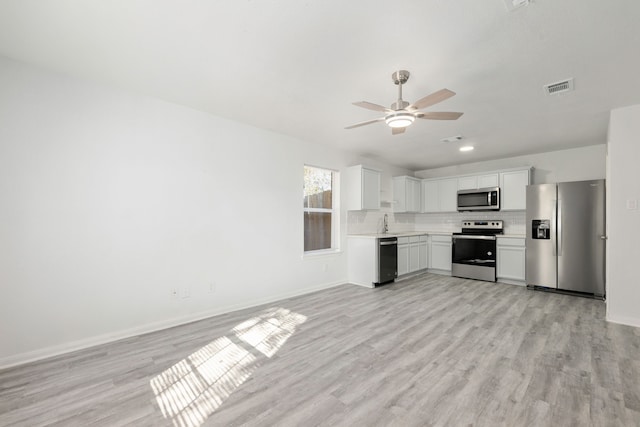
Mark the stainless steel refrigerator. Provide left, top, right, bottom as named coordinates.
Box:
left=525, top=179, right=606, bottom=297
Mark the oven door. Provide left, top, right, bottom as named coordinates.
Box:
left=452, top=235, right=497, bottom=281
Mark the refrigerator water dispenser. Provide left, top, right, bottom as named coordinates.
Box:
left=532, top=219, right=550, bottom=239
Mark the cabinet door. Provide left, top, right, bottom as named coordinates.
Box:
left=398, top=244, right=410, bottom=276
left=409, top=179, right=421, bottom=212
left=478, top=173, right=499, bottom=188
left=393, top=177, right=407, bottom=212
left=419, top=241, right=428, bottom=270
left=439, top=178, right=458, bottom=212
left=500, top=169, right=529, bottom=210
left=430, top=242, right=452, bottom=271
left=422, top=180, right=439, bottom=212
left=457, top=176, right=478, bottom=190
left=497, top=246, right=526, bottom=281
left=362, top=168, right=381, bottom=210
left=409, top=243, right=421, bottom=273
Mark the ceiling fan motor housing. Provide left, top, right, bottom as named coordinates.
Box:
left=392, top=70, right=410, bottom=85
left=391, top=100, right=410, bottom=110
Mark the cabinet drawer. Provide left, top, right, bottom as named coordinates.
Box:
left=397, top=237, right=410, bottom=245
left=409, top=236, right=421, bottom=243
left=420, top=235, right=428, bottom=242
left=497, top=237, right=525, bottom=247
left=431, top=235, right=452, bottom=243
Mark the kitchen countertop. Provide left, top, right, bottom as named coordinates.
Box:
left=348, top=231, right=454, bottom=238
left=348, top=231, right=525, bottom=239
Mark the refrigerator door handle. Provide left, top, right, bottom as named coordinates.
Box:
left=552, top=199, right=557, bottom=256
left=557, top=199, right=563, bottom=256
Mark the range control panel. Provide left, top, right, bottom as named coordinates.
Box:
left=461, top=220, right=503, bottom=230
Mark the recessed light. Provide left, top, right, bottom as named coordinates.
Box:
left=459, top=146, right=474, bottom=152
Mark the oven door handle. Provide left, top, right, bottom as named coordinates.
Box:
left=452, top=235, right=496, bottom=241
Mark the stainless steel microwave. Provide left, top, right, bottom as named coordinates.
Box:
left=457, top=187, right=500, bottom=211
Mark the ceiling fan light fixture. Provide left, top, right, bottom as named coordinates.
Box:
left=385, top=112, right=415, bottom=128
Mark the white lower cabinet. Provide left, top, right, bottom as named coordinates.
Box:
left=496, top=237, right=526, bottom=284
left=398, top=240, right=410, bottom=276
left=409, top=237, right=421, bottom=272
left=419, top=235, right=428, bottom=270
left=398, top=235, right=428, bottom=277
left=429, top=235, right=452, bottom=273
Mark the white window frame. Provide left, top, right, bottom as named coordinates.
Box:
left=303, top=165, right=340, bottom=255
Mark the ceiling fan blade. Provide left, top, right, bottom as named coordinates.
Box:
left=410, top=88, right=456, bottom=110
left=352, top=101, right=391, bottom=113
left=417, top=111, right=464, bottom=120
left=392, top=127, right=406, bottom=135
left=345, top=117, right=385, bottom=129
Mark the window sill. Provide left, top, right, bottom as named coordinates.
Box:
left=302, top=249, right=342, bottom=260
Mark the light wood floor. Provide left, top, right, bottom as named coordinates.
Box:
left=2, top=274, right=640, bottom=426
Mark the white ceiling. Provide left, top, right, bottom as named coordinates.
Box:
left=0, top=0, right=639, bottom=171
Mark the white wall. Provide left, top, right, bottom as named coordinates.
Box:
left=0, top=57, right=354, bottom=367
left=607, top=104, right=640, bottom=327
left=415, top=145, right=606, bottom=184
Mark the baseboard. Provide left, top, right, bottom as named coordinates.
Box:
left=349, top=281, right=375, bottom=289
left=606, top=313, right=640, bottom=328
left=426, top=268, right=452, bottom=276
left=497, top=278, right=526, bottom=286
left=0, top=280, right=346, bottom=370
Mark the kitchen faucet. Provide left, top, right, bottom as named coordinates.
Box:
left=383, top=213, right=389, bottom=234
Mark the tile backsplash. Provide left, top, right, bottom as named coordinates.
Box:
left=347, top=210, right=526, bottom=235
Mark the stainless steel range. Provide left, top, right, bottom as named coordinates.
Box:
left=452, top=220, right=504, bottom=282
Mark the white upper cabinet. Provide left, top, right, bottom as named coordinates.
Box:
left=457, top=175, right=478, bottom=191
left=422, top=178, right=458, bottom=213
left=500, top=169, right=530, bottom=210
left=478, top=173, right=500, bottom=188
left=421, top=168, right=530, bottom=213
left=458, top=173, right=499, bottom=190
left=439, top=178, right=458, bottom=212
left=393, top=176, right=422, bottom=213
left=345, top=165, right=381, bottom=210
left=422, top=180, right=439, bottom=212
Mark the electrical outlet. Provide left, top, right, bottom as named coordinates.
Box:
left=181, top=288, right=190, bottom=299
left=170, top=288, right=179, bottom=299
left=323, top=263, right=329, bottom=272
left=209, top=282, right=216, bottom=293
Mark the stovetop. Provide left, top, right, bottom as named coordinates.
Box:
left=456, top=220, right=504, bottom=235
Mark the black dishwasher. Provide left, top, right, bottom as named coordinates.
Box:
left=376, top=237, right=398, bottom=285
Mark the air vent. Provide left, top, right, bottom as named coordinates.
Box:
left=440, top=135, right=463, bottom=143
left=544, top=78, right=574, bottom=96
left=503, top=0, right=529, bottom=11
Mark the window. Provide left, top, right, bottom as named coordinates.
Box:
left=303, top=165, right=338, bottom=253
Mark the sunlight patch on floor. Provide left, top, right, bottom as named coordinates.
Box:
left=150, top=307, right=307, bottom=427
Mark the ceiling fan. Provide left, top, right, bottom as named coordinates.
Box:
left=345, top=70, right=464, bottom=135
